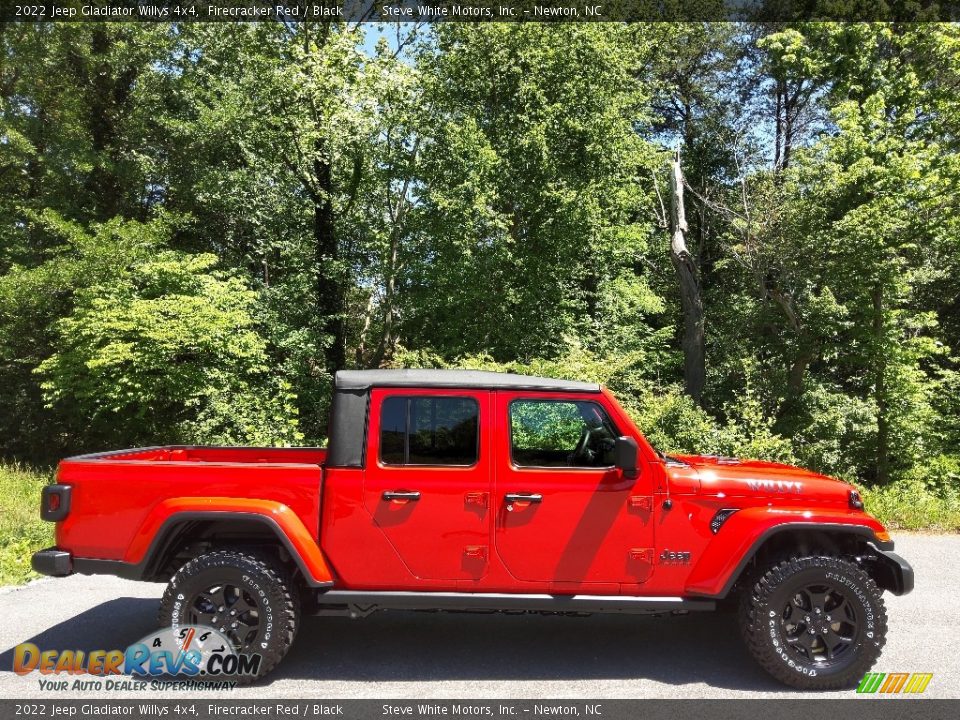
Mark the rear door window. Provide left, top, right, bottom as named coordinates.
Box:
left=379, top=396, right=479, bottom=466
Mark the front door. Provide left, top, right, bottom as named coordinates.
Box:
left=494, top=392, right=655, bottom=585
left=363, top=388, right=491, bottom=581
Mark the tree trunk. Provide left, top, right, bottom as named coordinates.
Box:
left=370, top=236, right=398, bottom=369
left=371, top=135, right=421, bottom=367
left=774, top=82, right=784, bottom=171
left=669, top=149, right=706, bottom=404
left=873, top=285, right=891, bottom=485
left=786, top=346, right=815, bottom=397
left=766, top=285, right=817, bottom=413
left=772, top=342, right=817, bottom=425
left=81, top=27, right=137, bottom=221
left=313, top=142, right=345, bottom=373
left=355, top=293, right=376, bottom=366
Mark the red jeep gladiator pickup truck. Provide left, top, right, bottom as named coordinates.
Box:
left=32, top=369, right=913, bottom=689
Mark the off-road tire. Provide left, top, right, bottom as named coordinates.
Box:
left=158, top=549, right=300, bottom=683
left=739, top=555, right=887, bottom=690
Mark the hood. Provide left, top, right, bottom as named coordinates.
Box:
left=668, top=454, right=854, bottom=506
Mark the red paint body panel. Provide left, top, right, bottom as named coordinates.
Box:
left=362, top=388, right=493, bottom=581
left=492, top=390, right=656, bottom=585
left=682, top=506, right=887, bottom=597
left=48, top=387, right=892, bottom=599
left=54, top=447, right=327, bottom=579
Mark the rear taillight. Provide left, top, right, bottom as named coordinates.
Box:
left=41, top=484, right=71, bottom=522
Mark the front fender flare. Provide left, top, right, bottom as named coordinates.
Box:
left=684, top=507, right=889, bottom=598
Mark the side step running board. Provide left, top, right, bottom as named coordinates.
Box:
left=314, top=590, right=715, bottom=616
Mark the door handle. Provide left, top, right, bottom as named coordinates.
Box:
left=382, top=490, right=421, bottom=502
left=504, top=493, right=542, bottom=505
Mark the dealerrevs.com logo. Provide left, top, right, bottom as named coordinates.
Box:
left=12, top=625, right=260, bottom=691
left=856, top=672, right=933, bottom=694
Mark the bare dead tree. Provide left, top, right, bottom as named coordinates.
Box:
left=669, top=148, right=706, bottom=404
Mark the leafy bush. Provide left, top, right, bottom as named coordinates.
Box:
left=36, top=249, right=302, bottom=447
left=179, top=375, right=303, bottom=447
left=623, top=384, right=722, bottom=456
left=899, top=454, right=960, bottom=497
left=715, top=390, right=798, bottom=465
left=863, top=478, right=960, bottom=532
left=783, top=381, right=876, bottom=483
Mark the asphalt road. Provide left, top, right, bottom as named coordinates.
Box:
left=0, top=534, right=956, bottom=700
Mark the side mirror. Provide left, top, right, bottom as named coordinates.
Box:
left=614, top=436, right=639, bottom=479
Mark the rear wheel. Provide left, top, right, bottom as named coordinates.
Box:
left=159, top=549, right=300, bottom=682
left=739, top=555, right=886, bottom=690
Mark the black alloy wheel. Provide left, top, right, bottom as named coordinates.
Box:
left=778, top=583, right=859, bottom=666
left=187, top=582, right=261, bottom=651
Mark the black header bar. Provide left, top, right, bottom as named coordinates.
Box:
left=1, top=0, right=958, bottom=23
left=0, top=700, right=956, bottom=720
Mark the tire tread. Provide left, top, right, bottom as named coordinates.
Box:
left=158, top=549, right=299, bottom=683
left=739, top=555, right=887, bottom=690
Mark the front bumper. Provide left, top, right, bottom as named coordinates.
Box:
left=869, top=543, right=914, bottom=595
left=32, top=547, right=73, bottom=577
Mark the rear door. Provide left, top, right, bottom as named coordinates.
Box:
left=363, top=387, right=492, bottom=581
left=494, top=391, right=656, bottom=585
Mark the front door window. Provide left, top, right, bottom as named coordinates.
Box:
left=510, top=399, right=618, bottom=468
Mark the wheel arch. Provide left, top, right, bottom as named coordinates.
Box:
left=125, top=502, right=335, bottom=587
left=686, top=516, right=895, bottom=599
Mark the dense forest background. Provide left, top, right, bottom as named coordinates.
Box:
left=1, top=22, right=958, bottom=507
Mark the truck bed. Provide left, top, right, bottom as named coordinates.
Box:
left=77, top=445, right=327, bottom=465
left=54, top=445, right=326, bottom=562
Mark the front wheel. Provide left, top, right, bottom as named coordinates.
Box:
left=739, top=555, right=887, bottom=690
left=159, top=549, right=300, bottom=683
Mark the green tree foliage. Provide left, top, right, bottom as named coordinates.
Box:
left=711, top=24, right=960, bottom=489
left=404, top=24, right=662, bottom=361
left=0, top=213, right=299, bottom=456
left=35, top=245, right=301, bottom=446
left=159, top=23, right=424, bottom=439
left=0, top=20, right=957, bottom=514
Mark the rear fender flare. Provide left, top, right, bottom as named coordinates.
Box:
left=127, top=498, right=334, bottom=587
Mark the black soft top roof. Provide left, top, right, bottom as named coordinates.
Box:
left=334, top=369, right=600, bottom=393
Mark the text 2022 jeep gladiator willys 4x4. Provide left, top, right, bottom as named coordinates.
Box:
left=32, top=369, right=913, bottom=689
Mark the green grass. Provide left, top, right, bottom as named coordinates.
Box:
left=0, top=462, right=54, bottom=585
left=863, top=479, right=960, bottom=532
